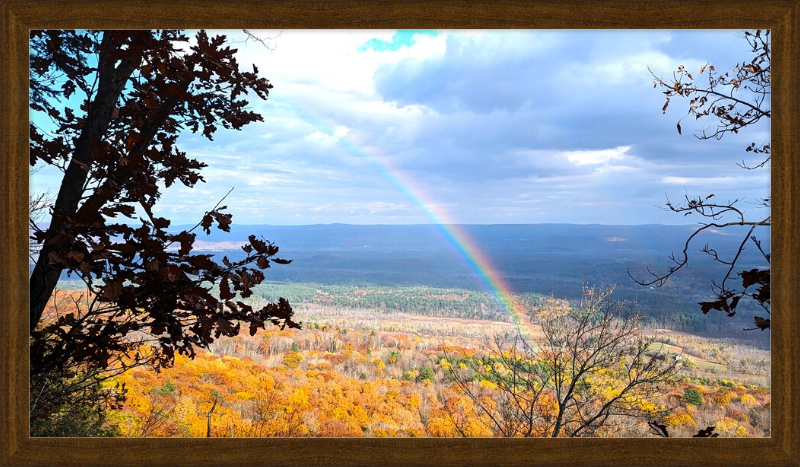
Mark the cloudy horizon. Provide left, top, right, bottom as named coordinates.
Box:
left=31, top=29, right=771, bottom=226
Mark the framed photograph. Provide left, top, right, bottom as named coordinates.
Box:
left=2, top=1, right=798, bottom=466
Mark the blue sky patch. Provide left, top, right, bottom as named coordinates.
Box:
left=358, top=30, right=438, bottom=52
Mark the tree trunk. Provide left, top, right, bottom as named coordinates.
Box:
left=29, top=32, right=142, bottom=332
left=206, top=398, right=218, bottom=437
left=29, top=31, right=191, bottom=333
left=551, top=403, right=566, bottom=437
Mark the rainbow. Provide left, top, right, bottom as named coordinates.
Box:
left=272, top=98, right=533, bottom=335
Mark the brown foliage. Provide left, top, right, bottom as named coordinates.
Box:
left=29, top=30, right=299, bottom=380
left=28, top=30, right=299, bottom=434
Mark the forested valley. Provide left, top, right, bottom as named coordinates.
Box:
left=36, top=281, right=771, bottom=438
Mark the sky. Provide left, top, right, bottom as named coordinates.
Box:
left=31, top=29, right=771, bottom=226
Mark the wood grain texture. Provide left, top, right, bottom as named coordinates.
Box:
left=1, top=1, right=797, bottom=466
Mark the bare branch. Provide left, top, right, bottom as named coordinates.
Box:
left=240, top=30, right=283, bottom=51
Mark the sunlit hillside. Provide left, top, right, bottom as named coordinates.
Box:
left=101, top=284, right=770, bottom=438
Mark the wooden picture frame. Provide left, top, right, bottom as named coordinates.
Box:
left=1, top=1, right=797, bottom=466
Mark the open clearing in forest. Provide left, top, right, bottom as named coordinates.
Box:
left=646, top=341, right=728, bottom=372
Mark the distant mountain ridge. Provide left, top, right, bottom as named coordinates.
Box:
left=170, top=222, right=764, bottom=254
left=39, top=223, right=769, bottom=337
left=171, top=223, right=767, bottom=337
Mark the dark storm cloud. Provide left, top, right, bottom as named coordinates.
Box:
left=370, top=30, right=769, bottom=185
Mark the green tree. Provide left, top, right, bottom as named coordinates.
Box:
left=29, top=366, right=125, bottom=437
left=683, top=388, right=704, bottom=406
left=417, top=366, right=435, bottom=383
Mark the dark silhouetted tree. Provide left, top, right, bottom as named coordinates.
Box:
left=631, top=30, right=770, bottom=331
left=648, top=421, right=720, bottom=438
left=29, top=30, right=299, bottom=433
left=29, top=165, right=53, bottom=256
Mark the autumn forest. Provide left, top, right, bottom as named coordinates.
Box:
left=28, top=29, right=771, bottom=440
left=36, top=282, right=771, bottom=438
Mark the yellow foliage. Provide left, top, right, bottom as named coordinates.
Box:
left=463, top=418, right=493, bottom=437
left=536, top=392, right=559, bottom=418
left=287, top=388, right=309, bottom=411
left=257, top=372, right=275, bottom=390
left=110, top=315, right=755, bottom=439
left=714, top=393, right=732, bottom=405
left=602, top=387, right=622, bottom=402
left=492, top=362, right=509, bottom=376
left=741, top=394, right=758, bottom=407
left=408, top=393, right=422, bottom=410
left=425, top=416, right=458, bottom=437
left=625, top=395, right=658, bottom=415
left=479, top=379, right=498, bottom=390
left=715, top=417, right=738, bottom=435
left=664, top=411, right=696, bottom=427
left=174, top=397, right=197, bottom=422
left=282, top=351, right=304, bottom=369
left=234, top=391, right=254, bottom=401
left=384, top=378, right=402, bottom=388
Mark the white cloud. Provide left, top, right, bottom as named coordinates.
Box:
left=661, top=176, right=738, bottom=185
left=333, top=125, right=350, bottom=138
left=565, top=145, right=632, bottom=165
left=234, top=29, right=446, bottom=97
